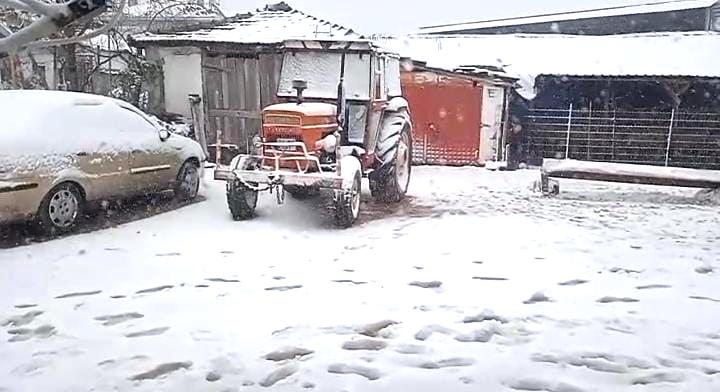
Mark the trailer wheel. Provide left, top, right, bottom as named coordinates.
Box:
left=226, top=157, right=258, bottom=221
left=372, top=110, right=412, bottom=203
left=334, top=156, right=362, bottom=228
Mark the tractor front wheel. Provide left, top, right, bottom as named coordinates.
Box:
left=227, top=157, right=259, bottom=221
left=334, top=156, right=362, bottom=228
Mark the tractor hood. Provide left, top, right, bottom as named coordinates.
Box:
left=263, top=102, right=336, bottom=117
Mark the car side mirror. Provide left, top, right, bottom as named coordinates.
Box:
left=159, top=129, right=171, bottom=142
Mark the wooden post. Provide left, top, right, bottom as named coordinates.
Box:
left=665, top=109, right=675, bottom=167
left=216, top=129, right=223, bottom=165
left=586, top=101, right=592, bottom=160
left=565, top=103, right=573, bottom=159
left=611, top=108, right=617, bottom=162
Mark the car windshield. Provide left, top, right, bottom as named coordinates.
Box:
left=1, top=1, right=720, bottom=392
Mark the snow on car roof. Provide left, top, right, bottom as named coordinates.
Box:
left=374, top=31, right=720, bottom=99
left=132, top=4, right=361, bottom=46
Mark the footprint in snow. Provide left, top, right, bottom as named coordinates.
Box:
left=342, top=339, right=388, bottom=351
left=415, top=325, right=455, bottom=341
left=418, top=357, right=475, bottom=369
left=265, top=285, right=303, bottom=292
left=264, top=347, right=314, bottom=362
left=2, top=310, right=44, bottom=328
left=259, top=363, right=299, bottom=387
left=356, top=320, right=398, bottom=337
left=206, top=278, right=241, bottom=283
left=455, top=327, right=498, bottom=343
left=636, top=284, right=672, bottom=290
left=130, top=361, right=192, bottom=381
left=507, top=378, right=587, bottom=392
left=7, top=324, right=56, bottom=343
left=55, top=290, right=102, bottom=299
left=524, top=292, right=552, bottom=304
left=327, top=363, right=381, bottom=380
left=205, top=371, right=222, bottom=382
left=558, top=279, right=589, bottom=287
left=597, top=296, right=639, bottom=304
left=632, top=371, right=686, bottom=385
left=125, top=327, right=170, bottom=338
left=463, top=310, right=508, bottom=324
left=333, top=279, right=368, bottom=285
left=695, top=266, right=715, bottom=274
left=95, top=313, right=144, bottom=327
left=136, top=285, right=173, bottom=295
left=409, top=281, right=443, bottom=289
left=609, top=267, right=642, bottom=274
left=473, top=276, right=509, bottom=282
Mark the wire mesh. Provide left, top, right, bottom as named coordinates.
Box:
left=526, top=106, right=720, bottom=170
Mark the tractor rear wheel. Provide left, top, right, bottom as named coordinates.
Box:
left=227, top=157, right=258, bottom=221
left=372, top=110, right=412, bottom=203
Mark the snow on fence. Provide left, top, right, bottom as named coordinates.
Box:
left=527, top=106, right=720, bottom=170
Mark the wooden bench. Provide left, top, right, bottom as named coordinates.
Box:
left=540, top=159, right=720, bottom=194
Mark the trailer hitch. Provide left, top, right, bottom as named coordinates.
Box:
left=267, top=175, right=286, bottom=205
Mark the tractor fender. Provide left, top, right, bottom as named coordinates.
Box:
left=386, top=97, right=410, bottom=113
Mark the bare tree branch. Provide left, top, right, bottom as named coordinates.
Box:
left=13, top=0, right=55, bottom=16
left=0, top=0, right=34, bottom=13
left=0, top=0, right=128, bottom=53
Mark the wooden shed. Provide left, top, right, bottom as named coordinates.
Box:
left=130, top=2, right=362, bottom=157
left=402, top=63, right=516, bottom=166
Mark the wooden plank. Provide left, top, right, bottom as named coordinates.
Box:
left=542, top=159, right=720, bottom=189
left=208, top=109, right=262, bottom=119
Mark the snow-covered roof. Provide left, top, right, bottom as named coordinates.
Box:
left=374, top=32, right=720, bottom=99
left=132, top=3, right=361, bottom=46
left=419, top=0, right=718, bottom=34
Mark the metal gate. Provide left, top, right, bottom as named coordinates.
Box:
left=404, top=79, right=483, bottom=166
left=202, top=53, right=282, bottom=154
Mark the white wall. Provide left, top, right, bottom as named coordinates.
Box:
left=151, top=47, right=203, bottom=118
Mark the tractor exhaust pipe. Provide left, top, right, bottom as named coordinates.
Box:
left=292, top=79, right=307, bottom=105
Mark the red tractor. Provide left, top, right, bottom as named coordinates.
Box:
left=217, top=39, right=412, bottom=227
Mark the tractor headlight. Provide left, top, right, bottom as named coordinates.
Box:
left=315, top=134, right=338, bottom=153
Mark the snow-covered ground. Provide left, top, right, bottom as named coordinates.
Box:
left=0, top=167, right=719, bottom=392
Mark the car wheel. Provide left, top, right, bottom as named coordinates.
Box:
left=38, top=183, right=84, bottom=236
left=175, top=161, right=200, bottom=200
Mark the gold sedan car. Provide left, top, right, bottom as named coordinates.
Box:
left=0, top=90, right=206, bottom=234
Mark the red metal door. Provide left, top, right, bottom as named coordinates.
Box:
left=404, top=73, right=482, bottom=165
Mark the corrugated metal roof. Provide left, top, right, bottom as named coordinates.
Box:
left=419, top=0, right=717, bottom=34
left=374, top=32, right=720, bottom=99
left=132, top=4, right=361, bottom=46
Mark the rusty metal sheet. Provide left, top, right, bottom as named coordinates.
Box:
left=403, top=71, right=483, bottom=166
